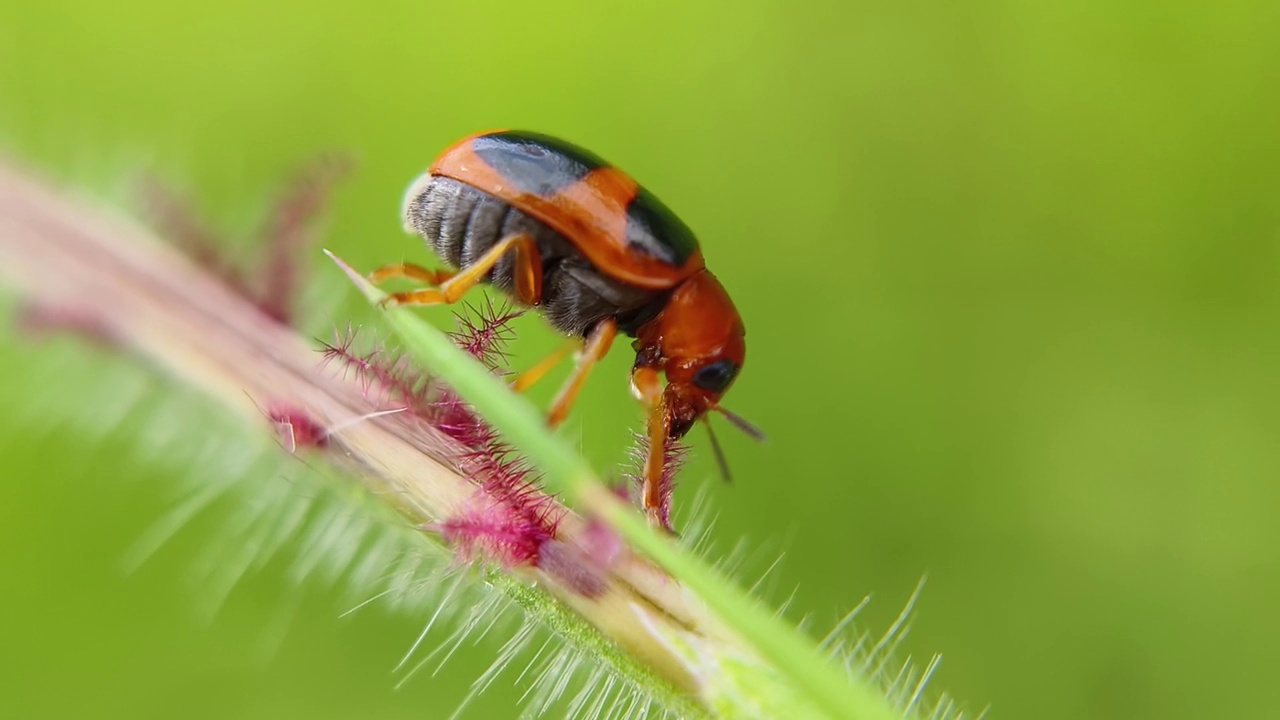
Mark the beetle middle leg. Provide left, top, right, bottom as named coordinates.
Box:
left=543, top=318, right=618, bottom=428
left=379, top=233, right=543, bottom=307
left=511, top=340, right=580, bottom=394
left=506, top=320, right=618, bottom=429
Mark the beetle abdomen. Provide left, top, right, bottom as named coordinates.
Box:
left=403, top=176, right=663, bottom=338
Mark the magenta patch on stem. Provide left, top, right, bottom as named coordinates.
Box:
left=321, top=331, right=437, bottom=418
left=267, top=403, right=329, bottom=452
left=431, top=493, right=555, bottom=568
left=578, top=516, right=625, bottom=572
left=135, top=175, right=253, bottom=298
left=538, top=540, right=608, bottom=598
left=137, top=155, right=351, bottom=328
left=324, top=303, right=562, bottom=568
left=449, top=299, right=524, bottom=372
left=256, top=155, right=354, bottom=325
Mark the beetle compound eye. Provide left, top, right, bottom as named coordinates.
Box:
left=692, top=360, right=739, bottom=393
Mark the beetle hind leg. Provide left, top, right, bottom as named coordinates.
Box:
left=368, top=262, right=455, bottom=286
left=511, top=340, right=580, bottom=394
left=380, top=233, right=542, bottom=308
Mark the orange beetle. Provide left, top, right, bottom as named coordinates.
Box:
left=373, top=130, right=760, bottom=528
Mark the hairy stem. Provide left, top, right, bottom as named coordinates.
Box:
left=329, top=253, right=895, bottom=719
left=0, top=161, right=700, bottom=715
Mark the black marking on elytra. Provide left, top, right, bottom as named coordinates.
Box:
left=474, top=131, right=611, bottom=197
left=624, top=184, right=700, bottom=266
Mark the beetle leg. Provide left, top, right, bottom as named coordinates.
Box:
left=511, top=340, right=580, bottom=393
left=368, top=262, right=454, bottom=286
left=630, top=366, right=669, bottom=529
left=545, top=318, right=618, bottom=428
left=380, top=234, right=543, bottom=307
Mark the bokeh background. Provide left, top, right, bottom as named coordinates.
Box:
left=2, top=2, right=1278, bottom=718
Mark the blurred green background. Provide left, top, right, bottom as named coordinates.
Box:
left=2, top=1, right=1278, bottom=718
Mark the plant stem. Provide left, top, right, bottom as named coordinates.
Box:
left=0, top=159, right=918, bottom=720
left=0, top=161, right=701, bottom=716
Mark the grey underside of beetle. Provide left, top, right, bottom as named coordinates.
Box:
left=404, top=176, right=664, bottom=338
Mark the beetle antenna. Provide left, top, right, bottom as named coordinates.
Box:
left=703, top=416, right=733, bottom=484
left=714, top=406, right=767, bottom=443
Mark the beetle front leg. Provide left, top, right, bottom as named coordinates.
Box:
left=631, top=365, right=671, bottom=531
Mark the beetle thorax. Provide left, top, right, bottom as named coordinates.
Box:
left=632, top=270, right=746, bottom=437
left=639, top=271, right=744, bottom=368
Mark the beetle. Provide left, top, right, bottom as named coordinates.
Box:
left=372, top=129, right=760, bottom=528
